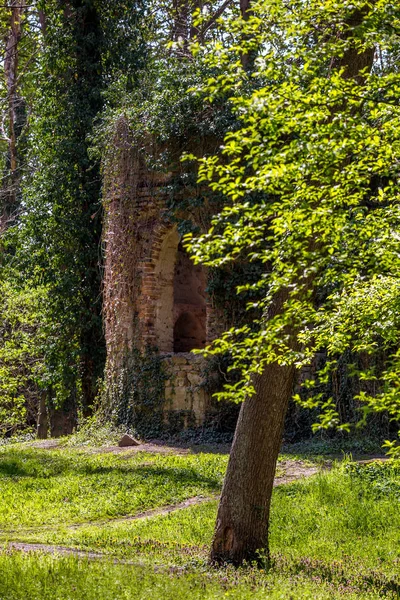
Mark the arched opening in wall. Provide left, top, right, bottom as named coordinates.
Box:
left=174, top=313, right=206, bottom=353
left=173, top=242, right=206, bottom=353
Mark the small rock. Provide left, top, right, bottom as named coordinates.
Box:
left=172, top=356, right=189, bottom=365
left=118, top=434, right=140, bottom=447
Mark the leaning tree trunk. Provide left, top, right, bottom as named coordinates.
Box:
left=211, top=287, right=295, bottom=565
left=211, top=359, right=295, bottom=565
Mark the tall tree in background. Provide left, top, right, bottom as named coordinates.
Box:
left=0, top=0, right=147, bottom=437
left=18, top=0, right=106, bottom=434
left=1, top=0, right=26, bottom=232
left=186, top=0, right=400, bottom=565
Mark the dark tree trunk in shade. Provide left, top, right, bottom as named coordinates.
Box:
left=48, top=393, right=78, bottom=438
left=37, top=394, right=48, bottom=440
left=1, top=0, right=25, bottom=232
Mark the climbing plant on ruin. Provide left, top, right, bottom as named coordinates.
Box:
left=0, top=0, right=149, bottom=435
left=96, top=1, right=246, bottom=434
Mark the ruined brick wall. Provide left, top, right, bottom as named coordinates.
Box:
left=102, top=119, right=170, bottom=369
left=101, top=118, right=226, bottom=428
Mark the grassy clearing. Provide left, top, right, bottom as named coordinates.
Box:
left=0, top=552, right=381, bottom=600
left=8, top=463, right=399, bottom=594
left=0, top=444, right=399, bottom=598
left=0, top=446, right=226, bottom=530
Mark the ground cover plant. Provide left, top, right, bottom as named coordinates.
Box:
left=0, top=552, right=379, bottom=600
left=0, top=444, right=399, bottom=598
left=0, top=446, right=226, bottom=530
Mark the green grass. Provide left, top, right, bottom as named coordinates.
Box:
left=0, top=552, right=381, bottom=600
left=271, top=463, right=400, bottom=568
left=0, top=446, right=226, bottom=530
left=7, top=463, right=399, bottom=593
left=0, top=444, right=399, bottom=598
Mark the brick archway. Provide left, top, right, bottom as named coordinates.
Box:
left=173, top=242, right=206, bottom=353
left=150, top=230, right=207, bottom=353
left=173, top=312, right=206, bottom=353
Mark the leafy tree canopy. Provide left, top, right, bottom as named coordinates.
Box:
left=186, top=0, right=400, bottom=452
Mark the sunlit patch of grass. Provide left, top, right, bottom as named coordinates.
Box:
left=270, top=461, right=400, bottom=572
left=0, top=552, right=379, bottom=600
left=0, top=447, right=227, bottom=531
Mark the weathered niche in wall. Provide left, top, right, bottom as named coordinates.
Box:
left=173, top=242, right=206, bottom=352
left=154, top=228, right=180, bottom=353
left=154, top=230, right=206, bottom=353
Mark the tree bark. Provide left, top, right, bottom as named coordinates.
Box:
left=211, top=362, right=295, bottom=565
left=37, top=393, right=48, bottom=440
left=4, top=0, right=23, bottom=177
left=239, top=0, right=253, bottom=71
left=48, top=392, right=78, bottom=438
left=240, top=0, right=251, bottom=18
left=1, top=0, right=25, bottom=226
left=211, top=291, right=295, bottom=565
left=172, top=0, right=191, bottom=44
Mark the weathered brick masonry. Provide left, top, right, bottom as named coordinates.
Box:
left=102, top=118, right=223, bottom=427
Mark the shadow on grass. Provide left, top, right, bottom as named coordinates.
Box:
left=146, top=440, right=232, bottom=456
left=0, top=449, right=222, bottom=491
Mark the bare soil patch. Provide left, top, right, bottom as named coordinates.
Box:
left=275, top=460, right=320, bottom=485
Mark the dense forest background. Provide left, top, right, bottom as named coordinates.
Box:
left=1, top=0, right=399, bottom=450
left=0, top=0, right=237, bottom=438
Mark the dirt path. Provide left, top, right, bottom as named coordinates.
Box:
left=6, top=542, right=118, bottom=561
left=1, top=460, right=321, bottom=539
left=58, top=495, right=214, bottom=530
left=6, top=542, right=190, bottom=573
left=3, top=465, right=320, bottom=562
left=275, top=459, right=320, bottom=485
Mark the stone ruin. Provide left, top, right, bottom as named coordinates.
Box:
left=102, top=119, right=226, bottom=430
left=100, top=119, right=334, bottom=438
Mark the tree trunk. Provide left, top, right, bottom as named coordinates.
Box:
left=4, top=0, right=23, bottom=177
left=172, top=0, right=191, bottom=44
left=48, top=394, right=78, bottom=438
left=211, top=360, right=295, bottom=565
left=240, top=0, right=253, bottom=71
left=2, top=0, right=25, bottom=227
left=37, top=393, right=48, bottom=440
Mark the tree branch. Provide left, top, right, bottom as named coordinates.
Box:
left=200, top=0, right=234, bottom=36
